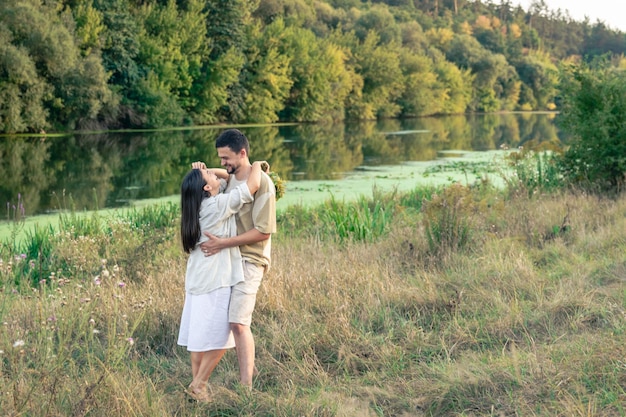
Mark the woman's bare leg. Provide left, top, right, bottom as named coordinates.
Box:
left=190, top=349, right=227, bottom=389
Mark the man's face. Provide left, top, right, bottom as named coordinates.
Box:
left=217, top=146, right=244, bottom=175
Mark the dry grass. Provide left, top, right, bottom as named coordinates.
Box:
left=1, top=188, right=625, bottom=415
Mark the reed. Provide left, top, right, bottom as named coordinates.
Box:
left=506, top=149, right=564, bottom=196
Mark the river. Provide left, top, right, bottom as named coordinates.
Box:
left=1, top=113, right=565, bottom=218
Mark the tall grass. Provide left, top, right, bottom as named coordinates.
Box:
left=1, top=174, right=626, bottom=415
left=279, top=187, right=396, bottom=242
left=421, top=184, right=476, bottom=257
left=505, top=149, right=564, bottom=197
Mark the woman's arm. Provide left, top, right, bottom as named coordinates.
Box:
left=247, top=161, right=263, bottom=195
left=191, top=161, right=228, bottom=180
left=210, top=168, right=229, bottom=180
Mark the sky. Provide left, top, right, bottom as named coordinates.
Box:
left=512, top=0, right=626, bottom=32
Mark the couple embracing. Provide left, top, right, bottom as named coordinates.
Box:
left=177, top=129, right=276, bottom=402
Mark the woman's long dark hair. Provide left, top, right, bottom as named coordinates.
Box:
left=180, top=169, right=208, bottom=253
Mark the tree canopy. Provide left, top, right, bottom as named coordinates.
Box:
left=1, top=0, right=624, bottom=133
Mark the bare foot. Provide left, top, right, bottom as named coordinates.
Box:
left=186, top=383, right=212, bottom=403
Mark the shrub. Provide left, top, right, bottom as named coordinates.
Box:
left=558, top=64, right=626, bottom=193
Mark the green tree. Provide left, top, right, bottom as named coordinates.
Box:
left=232, top=19, right=293, bottom=124
left=397, top=50, right=446, bottom=116
left=204, top=0, right=255, bottom=59
left=72, top=0, right=105, bottom=56
left=131, top=0, right=209, bottom=127
left=354, top=4, right=401, bottom=45
left=1, top=0, right=114, bottom=132
left=95, top=0, right=143, bottom=126
left=432, top=50, right=473, bottom=114
left=279, top=27, right=352, bottom=122
left=558, top=64, right=626, bottom=192
left=351, top=31, right=404, bottom=119
left=190, top=48, right=244, bottom=125
left=514, top=51, right=558, bottom=110
left=95, top=0, right=141, bottom=88
left=445, top=34, right=519, bottom=111
left=582, top=22, right=626, bottom=58
left=0, top=27, right=48, bottom=133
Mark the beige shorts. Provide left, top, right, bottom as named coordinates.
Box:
left=229, top=261, right=264, bottom=326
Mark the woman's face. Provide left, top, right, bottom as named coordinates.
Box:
left=200, top=169, right=220, bottom=193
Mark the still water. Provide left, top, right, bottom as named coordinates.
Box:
left=1, top=113, right=564, bottom=218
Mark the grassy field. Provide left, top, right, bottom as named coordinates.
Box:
left=1, top=153, right=625, bottom=416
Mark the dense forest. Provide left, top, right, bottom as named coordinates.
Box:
left=1, top=0, right=625, bottom=133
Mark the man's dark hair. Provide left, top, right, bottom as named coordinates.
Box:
left=215, top=129, right=250, bottom=155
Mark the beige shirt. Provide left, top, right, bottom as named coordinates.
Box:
left=225, top=171, right=277, bottom=269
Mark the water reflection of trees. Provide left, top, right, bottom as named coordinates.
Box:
left=0, top=114, right=564, bottom=217
left=239, top=126, right=293, bottom=177
left=0, top=137, right=53, bottom=217
left=283, top=122, right=363, bottom=180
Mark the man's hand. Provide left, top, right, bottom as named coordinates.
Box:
left=199, top=232, right=224, bottom=256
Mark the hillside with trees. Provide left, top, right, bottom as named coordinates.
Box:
left=1, top=0, right=625, bottom=133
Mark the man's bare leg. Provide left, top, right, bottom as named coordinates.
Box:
left=231, top=323, right=255, bottom=388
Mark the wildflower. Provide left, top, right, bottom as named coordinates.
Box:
left=0, top=350, right=4, bottom=354
left=126, top=337, right=135, bottom=346
left=113, top=264, right=120, bottom=273
left=29, top=260, right=36, bottom=268
left=118, top=281, right=126, bottom=288
left=94, top=276, right=101, bottom=286
left=101, top=269, right=110, bottom=279
left=47, top=316, right=57, bottom=322
left=92, top=329, right=100, bottom=334
left=89, top=318, right=95, bottom=325
left=13, top=340, right=25, bottom=348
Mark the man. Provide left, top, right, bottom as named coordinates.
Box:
left=198, top=128, right=276, bottom=389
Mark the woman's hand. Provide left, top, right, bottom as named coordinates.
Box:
left=255, top=161, right=270, bottom=173
left=191, top=161, right=207, bottom=170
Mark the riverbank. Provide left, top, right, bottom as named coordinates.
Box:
left=0, top=150, right=511, bottom=244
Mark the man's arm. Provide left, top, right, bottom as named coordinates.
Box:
left=200, top=228, right=269, bottom=256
